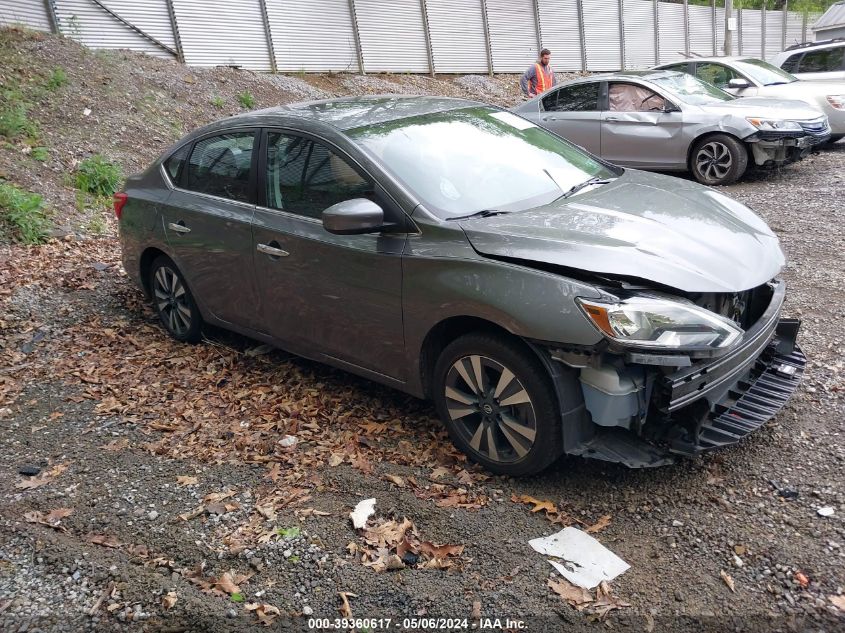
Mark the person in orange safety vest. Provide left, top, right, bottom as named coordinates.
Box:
left=520, top=48, right=555, bottom=98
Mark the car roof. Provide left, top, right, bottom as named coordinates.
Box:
left=781, top=39, right=845, bottom=54
left=657, top=56, right=760, bottom=65
left=220, top=95, right=484, bottom=132
left=566, top=69, right=686, bottom=82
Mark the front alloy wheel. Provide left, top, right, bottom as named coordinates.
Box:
left=433, top=334, right=563, bottom=476
left=691, top=133, right=747, bottom=186
left=445, top=355, right=537, bottom=464
left=149, top=256, right=202, bottom=343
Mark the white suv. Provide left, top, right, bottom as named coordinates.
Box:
left=772, top=40, right=845, bottom=82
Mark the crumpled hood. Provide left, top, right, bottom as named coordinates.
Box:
left=701, top=96, right=824, bottom=121
left=460, top=170, right=784, bottom=293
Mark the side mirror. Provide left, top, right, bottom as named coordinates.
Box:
left=728, top=78, right=751, bottom=89
left=322, top=198, right=384, bottom=235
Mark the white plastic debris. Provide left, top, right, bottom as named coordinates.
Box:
left=529, top=526, right=630, bottom=589
left=350, top=498, right=376, bottom=529
left=83, top=108, right=91, bottom=116
left=817, top=506, right=835, bottom=517
left=278, top=435, right=297, bottom=448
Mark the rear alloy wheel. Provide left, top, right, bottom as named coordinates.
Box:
left=149, top=256, right=202, bottom=343
left=433, top=334, right=562, bottom=476
left=691, top=134, right=747, bottom=186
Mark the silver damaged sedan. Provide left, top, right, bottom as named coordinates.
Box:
left=513, top=70, right=830, bottom=185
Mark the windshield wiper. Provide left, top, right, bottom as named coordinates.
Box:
left=446, top=209, right=511, bottom=221
left=559, top=176, right=613, bottom=199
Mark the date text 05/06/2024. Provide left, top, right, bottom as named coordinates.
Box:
left=307, top=617, right=527, bottom=630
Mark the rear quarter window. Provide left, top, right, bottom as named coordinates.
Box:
left=164, top=144, right=190, bottom=184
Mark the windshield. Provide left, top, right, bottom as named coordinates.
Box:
left=649, top=73, right=734, bottom=105
left=346, top=106, right=618, bottom=218
left=734, top=58, right=799, bottom=86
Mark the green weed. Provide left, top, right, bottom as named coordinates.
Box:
left=0, top=182, right=51, bottom=244
left=30, top=146, right=48, bottom=161
left=75, top=155, right=122, bottom=197
left=0, top=90, right=37, bottom=140
left=237, top=91, right=255, bottom=109
left=210, top=96, right=224, bottom=109
left=46, top=68, right=68, bottom=91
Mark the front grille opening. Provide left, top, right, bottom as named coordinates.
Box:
left=687, top=283, right=773, bottom=330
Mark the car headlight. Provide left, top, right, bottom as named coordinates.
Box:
left=826, top=95, right=845, bottom=110
left=577, top=296, right=743, bottom=351
left=746, top=117, right=803, bottom=132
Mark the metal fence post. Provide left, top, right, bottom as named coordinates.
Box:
left=618, top=0, right=626, bottom=70
left=42, top=0, right=59, bottom=34
left=419, top=0, right=435, bottom=75
left=761, top=3, right=766, bottom=59
left=711, top=0, right=717, bottom=56
left=258, top=0, right=277, bottom=73
left=683, top=0, right=690, bottom=57
left=737, top=7, right=742, bottom=54
left=653, top=0, right=659, bottom=65
left=576, top=0, right=587, bottom=72
left=782, top=1, right=787, bottom=51
left=480, top=0, right=494, bottom=75
left=347, top=0, right=365, bottom=74
left=532, top=0, right=543, bottom=53
left=164, top=0, right=184, bottom=63
left=801, top=11, right=807, bottom=43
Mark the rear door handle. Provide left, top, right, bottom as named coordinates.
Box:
left=168, top=221, right=191, bottom=234
left=257, top=242, right=289, bottom=258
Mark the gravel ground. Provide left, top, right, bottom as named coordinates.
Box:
left=1, top=27, right=844, bottom=633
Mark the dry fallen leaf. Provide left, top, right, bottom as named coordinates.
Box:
left=24, top=507, right=74, bottom=531
left=794, top=571, right=809, bottom=588
left=85, top=533, right=122, bottom=548
left=100, top=438, right=129, bottom=451
left=419, top=542, right=464, bottom=559
left=245, top=602, right=281, bottom=626
left=548, top=577, right=593, bottom=606
left=829, top=595, right=845, bottom=611
left=384, top=474, right=405, bottom=488
left=16, top=463, right=70, bottom=490
left=328, top=453, right=344, bottom=467
left=430, top=467, right=450, bottom=480
left=176, top=475, right=198, bottom=486
left=214, top=571, right=241, bottom=595
left=585, top=514, right=612, bottom=534
left=161, top=591, right=177, bottom=610
left=720, top=569, right=736, bottom=593
left=471, top=600, right=481, bottom=619
left=512, top=494, right=557, bottom=514
left=338, top=591, right=357, bottom=618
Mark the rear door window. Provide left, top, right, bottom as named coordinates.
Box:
left=798, top=47, right=845, bottom=73
left=542, top=82, right=600, bottom=112
left=184, top=132, right=255, bottom=202
left=780, top=53, right=802, bottom=73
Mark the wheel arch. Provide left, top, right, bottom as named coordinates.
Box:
left=139, top=246, right=169, bottom=297
left=418, top=316, right=536, bottom=400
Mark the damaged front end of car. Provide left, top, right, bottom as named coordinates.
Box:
left=541, top=278, right=805, bottom=468
left=745, top=115, right=831, bottom=166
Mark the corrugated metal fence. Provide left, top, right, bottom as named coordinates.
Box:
left=0, top=0, right=818, bottom=74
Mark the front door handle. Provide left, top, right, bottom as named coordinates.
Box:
left=605, top=116, right=621, bottom=122
left=257, top=241, right=289, bottom=258
left=168, top=221, right=191, bottom=234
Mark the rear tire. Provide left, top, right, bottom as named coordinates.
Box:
left=690, top=134, right=748, bottom=186
left=432, top=333, right=563, bottom=476
left=149, top=255, right=203, bottom=344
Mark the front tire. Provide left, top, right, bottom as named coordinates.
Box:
left=690, top=134, right=748, bottom=186
left=149, top=255, right=203, bottom=343
left=432, top=333, right=563, bottom=476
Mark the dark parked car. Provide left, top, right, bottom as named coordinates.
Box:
left=117, top=96, right=805, bottom=475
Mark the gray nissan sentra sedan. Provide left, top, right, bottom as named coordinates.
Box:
left=117, top=96, right=805, bottom=475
